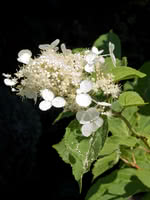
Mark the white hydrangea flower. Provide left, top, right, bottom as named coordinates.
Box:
left=76, top=107, right=104, bottom=137
left=39, top=89, right=66, bottom=111
left=76, top=80, right=93, bottom=107
left=109, top=42, right=116, bottom=67
left=17, top=49, right=32, bottom=64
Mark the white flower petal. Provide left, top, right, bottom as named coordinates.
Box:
left=84, top=64, right=95, bottom=73
left=81, top=123, right=94, bottom=137
left=80, top=80, right=93, bottom=93
left=2, top=73, right=11, bottom=78
left=92, top=117, right=104, bottom=132
left=39, top=100, right=52, bottom=111
left=76, top=110, right=86, bottom=124
left=92, top=47, right=104, bottom=55
left=76, top=94, right=92, bottom=107
left=40, top=89, right=55, bottom=101
left=4, top=78, right=16, bottom=86
left=39, top=44, right=50, bottom=50
left=52, top=97, right=66, bottom=108
left=86, top=107, right=99, bottom=120
left=17, top=49, right=32, bottom=64
left=109, top=42, right=116, bottom=67
left=85, top=54, right=96, bottom=64
left=92, top=46, right=99, bottom=54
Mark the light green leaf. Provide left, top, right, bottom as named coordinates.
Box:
left=93, top=31, right=121, bottom=59
left=111, top=101, right=123, bottom=112
left=85, top=168, right=148, bottom=200
left=136, top=169, right=150, bottom=189
left=64, top=119, right=108, bottom=191
left=92, top=151, right=120, bottom=180
left=119, top=91, right=146, bottom=107
left=52, top=137, right=70, bottom=164
left=110, top=66, right=146, bottom=82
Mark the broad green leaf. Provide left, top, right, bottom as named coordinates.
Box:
left=119, top=91, right=146, bottom=107
left=93, top=31, right=121, bottom=59
left=64, top=119, right=108, bottom=191
left=109, top=66, right=146, bottom=82
left=85, top=168, right=148, bottom=200
left=92, top=151, right=120, bottom=180
left=136, top=169, right=150, bottom=189
left=142, top=192, right=150, bottom=200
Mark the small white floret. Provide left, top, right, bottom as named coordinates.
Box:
left=92, top=47, right=104, bottom=55
left=40, top=89, right=55, bottom=101
left=4, top=78, right=16, bottom=86
left=85, top=54, right=96, bottom=64
left=76, top=94, right=92, bottom=107
left=17, top=49, right=32, bottom=64
left=81, top=123, right=94, bottom=137
left=91, top=117, right=104, bottom=132
left=84, top=64, right=95, bottom=73
left=52, top=97, right=66, bottom=108
left=79, top=80, right=93, bottom=93
left=39, top=100, right=52, bottom=111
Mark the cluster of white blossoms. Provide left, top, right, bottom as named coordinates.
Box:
left=3, top=39, right=120, bottom=137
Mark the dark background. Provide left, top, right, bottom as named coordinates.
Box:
left=0, top=0, right=150, bottom=199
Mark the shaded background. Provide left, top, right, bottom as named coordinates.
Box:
left=0, top=0, right=150, bottom=199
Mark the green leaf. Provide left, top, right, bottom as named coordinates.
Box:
left=93, top=31, right=121, bottom=58
left=109, top=66, right=146, bottom=82
left=92, top=151, right=120, bottom=180
left=119, top=91, right=146, bottom=107
left=111, top=100, right=123, bottom=112
left=52, top=137, right=70, bottom=164
left=52, top=111, right=74, bottom=124
left=135, top=61, right=150, bottom=114
left=136, top=169, right=150, bottom=189
left=85, top=168, right=148, bottom=200
left=64, top=119, right=108, bottom=191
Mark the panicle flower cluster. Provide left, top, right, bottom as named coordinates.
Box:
left=3, top=39, right=120, bottom=137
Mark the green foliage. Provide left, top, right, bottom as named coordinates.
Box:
left=52, top=32, right=150, bottom=199
left=85, top=168, right=148, bottom=200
